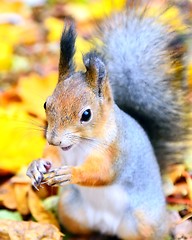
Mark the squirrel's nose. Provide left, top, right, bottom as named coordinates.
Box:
left=46, top=132, right=62, bottom=146
left=48, top=139, right=62, bottom=146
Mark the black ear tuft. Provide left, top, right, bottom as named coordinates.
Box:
left=59, top=21, right=76, bottom=81
left=83, top=51, right=106, bottom=95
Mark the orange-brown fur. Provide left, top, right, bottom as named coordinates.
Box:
left=44, top=71, right=119, bottom=187
left=71, top=142, right=119, bottom=186
left=46, top=74, right=113, bottom=145
left=42, top=144, right=61, bottom=168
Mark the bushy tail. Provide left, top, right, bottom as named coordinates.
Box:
left=98, top=4, right=191, bottom=171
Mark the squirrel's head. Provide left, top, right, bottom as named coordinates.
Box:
left=44, top=23, right=113, bottom=150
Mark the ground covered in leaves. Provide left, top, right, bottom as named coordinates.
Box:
left=0, top=0, right=192, bottom=239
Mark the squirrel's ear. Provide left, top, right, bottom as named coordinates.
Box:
left=58, top=21, right=76, bottom=82
left=83, top=51, right=107, bottom=96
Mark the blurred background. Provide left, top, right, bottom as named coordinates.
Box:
left=0, top=0, right=192, bottom=238
left=0, top=0, right=130, bottom=175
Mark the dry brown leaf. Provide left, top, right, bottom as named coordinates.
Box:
left=10, top=175, right=31, bottom=215
left=0, top=174, right=58, bottom=219
left=28, top=188, right=60, bottom=229
left=0, top=219, right=63, bottom=240
left=13, top=183, right=30, bottom=215
left=0, top=181, right=17, bottom=210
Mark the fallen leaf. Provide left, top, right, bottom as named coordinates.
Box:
left=0, top=219, right=63, bottom=240
left=0, top=180, right=17, bottom=210
left=146, top=5, right=187, bottom=33
left=17, top=72, right=58, bottom=120
left=44, top=17, right=64, bottom=42
left=0, top=41, right=13, bottom=71
left=0, top=106, right=46, bottom=173
left=43, top=195, right=59, bottom=213
left=63, top=0, right=125, bottom=22
left=13, top=182, right=30, bottom=215
left=75, top=36, right=94, bottom=70
left=28, top=188, right=60, bottom=229
left=0, top=0, right=29, bottom=17
left=0, top=210, right=22, bottom=221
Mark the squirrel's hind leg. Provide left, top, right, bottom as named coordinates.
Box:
left=58, top=185, right=92, bottom=235
left=116, top=209, right=168, bottom=240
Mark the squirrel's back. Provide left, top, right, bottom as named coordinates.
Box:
left=98, top=5, right=191, bottom=171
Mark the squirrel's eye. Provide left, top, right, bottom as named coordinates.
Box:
left=44, top=102, right=47, bottom=110
left=80, top=109, right=92, bottom=123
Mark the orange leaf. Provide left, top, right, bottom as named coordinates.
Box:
left=28, top=188, right=60, bottom=229
left=0, top=181, right=17, bottom=210
left=12, top=181, right=30, bottom=215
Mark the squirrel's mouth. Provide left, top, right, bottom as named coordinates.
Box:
left=61, top=145, right=73, bottom=151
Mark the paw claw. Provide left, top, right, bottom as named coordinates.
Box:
left=44, top=166, right=72, bottom=186
left=32, top=181, right=39, bottom=191
left=37, top=175, right=42, bottom=185
left=26, top=159, right=52, bottom=188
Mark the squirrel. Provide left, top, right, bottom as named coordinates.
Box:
left=26, top=2, right=192, bottom=240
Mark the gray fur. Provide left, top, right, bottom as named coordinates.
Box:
left=58, top=104, right=168, bottom=239
left=99, top=9, right=191, bottom=170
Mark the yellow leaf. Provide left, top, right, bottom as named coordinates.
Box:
left=146, top=6, right=186, bottom=33
left=64, top=0, right=126, bottom=22
left=0, top=106, right=46, bottom=173
left=17, top=72, right=58, bottom=120
left=0, top=71, right=58, bottom=173
left=0, top=42, right=13, bottom=71
left=0, top=24, right=21, bottom=46
left=159, top=6, right=186, bottom=32
left=64, top=4, right=91, bottom=22
left=0, top=1, right=29, bottom=17
left=75, top=36, right=94, bottom=70
left=90, top=0, right=125, bottom=19
left=44, top=17, right=64, bottom=42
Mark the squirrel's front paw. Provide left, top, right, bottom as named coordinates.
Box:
left=26, top=159, right=52, bottom=189
left=44, top=166, right=72, bottom=186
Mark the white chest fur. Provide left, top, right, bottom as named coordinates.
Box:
left=59, top=141, right=93, bottom=166
left=78, top=185, right=129, bottom=234
left=59, top=141, right=129, bottom=234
